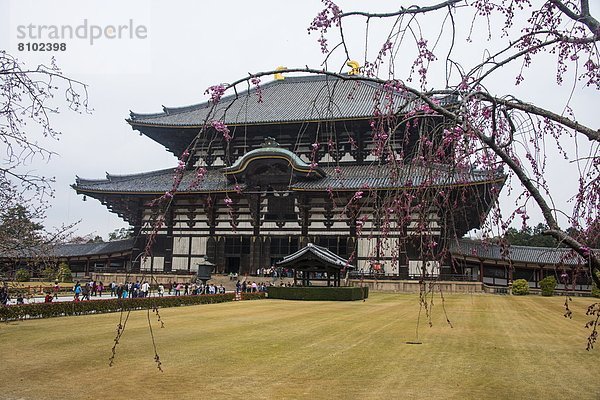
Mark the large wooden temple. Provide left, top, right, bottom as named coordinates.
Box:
left=73, top=73, right=507, bottom=277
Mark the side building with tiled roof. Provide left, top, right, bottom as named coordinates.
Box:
left=449, top=239, right=593, bottom=291
left=73, top=73, right=506, bottom=278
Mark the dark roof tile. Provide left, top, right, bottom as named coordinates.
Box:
left=128, top=75, right=456, bottom=127
left=73, top=168, right=239, bottom=194
left=51, top=239, right=134, bottom=258
left=73, top=164, right=503, bottom=194
left=277, top=243, right=352, bottom=269
left=450, top=239, right=589, bottom=266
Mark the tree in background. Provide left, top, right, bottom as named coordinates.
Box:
left=108, top=227, right=133, bottom=241
left=0, top=52, right=88, bottom=274
left=56, top=262, right=73, bottom=283
left=504, top=223, right=559, bottom=247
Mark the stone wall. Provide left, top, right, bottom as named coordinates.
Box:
left=349, top=279, right=484, bottom=293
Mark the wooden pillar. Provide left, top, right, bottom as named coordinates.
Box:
left=297, top=195, right=310, bottom=246
left=216, top=236, right=226, bottom=273
left=129, top=203, right=144, bottom=273
left=261, top=236, right=271, bottom=274
left=479, top=259, right=484, bottom=283
left=130, top=235, right=143, bottom=273
left=163, top=205, right=175, bottom=273
left=187, top=234, right=193, bottom=271
left=249, top=236, right=262, bottom=275
left=248, top=194, right=261, bottom=237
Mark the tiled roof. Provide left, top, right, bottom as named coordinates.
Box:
left=277, top=243, right=352, bottom=269
left=72, top=164, right=503, bottom=194
left=73, top=168, right=241, bottom=194
left=292, top=164, right=504, bottom=191
left=51, top=239, right=134, bottom=258
left=0, top=239, right=134, bottom=260
left=128, top=74, right=456, bottom=127
left=450, top=239, right=589, bottom=266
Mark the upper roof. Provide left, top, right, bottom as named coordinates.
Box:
left=127, top=74, right=456, bottom=128
left=450, top=239, right=590, bottom=266
left=72, top=164, right=504, bottom=195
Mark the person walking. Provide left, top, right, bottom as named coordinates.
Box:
left=73, top=281, right=82, bottom=301
left=53, top=281, right=60, bottom=300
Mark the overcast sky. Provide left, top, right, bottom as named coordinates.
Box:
left=1, top=0, right=598, bottom=239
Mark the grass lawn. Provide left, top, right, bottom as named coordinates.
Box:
left=0, top=293, right=598, bottom=399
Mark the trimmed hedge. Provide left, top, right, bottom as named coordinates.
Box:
left=267, top=286, right=369, bottom=301
left=240, top=292, right=266, bottom=301
left=0, top=292, right=265, bottom=321
left=539, top=276, right=557, bottom=296
left=512, top=279, right=530, bottom=295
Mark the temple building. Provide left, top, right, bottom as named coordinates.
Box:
left=70, top=72, right=593, bottom=291
left=72, top=73, right=505, bottom=278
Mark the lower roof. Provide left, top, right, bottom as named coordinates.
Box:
left=72, top=163, right=505, bottom=195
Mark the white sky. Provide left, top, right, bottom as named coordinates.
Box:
left=0, top=0, right=598, bottom=239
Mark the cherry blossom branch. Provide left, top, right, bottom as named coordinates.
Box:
left=338, top=0, right=461, bottom=19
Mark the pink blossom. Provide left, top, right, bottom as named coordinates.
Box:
left=251, top=77, right=263, bottom=103
left=205, top=84, right=226, bottom=104
left=211, top=120, right=232, bottom=142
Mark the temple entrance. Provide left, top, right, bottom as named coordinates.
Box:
left=226, top=257, right=240, bottom=274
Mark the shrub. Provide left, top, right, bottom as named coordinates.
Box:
left=15, top=268, right=30, bottom=282
left=57, top=263, right=73, bottom=283
left=0, top=292, right=265, bottom=322
left=539, top=276, right=557, bottom=296
left=512, top=279, right=529, bottom=295
left=267, top=286, right=369, bottom=301
left=42, top=266, right=57, bottom=281
left=592, top=272, right=600, bottom=298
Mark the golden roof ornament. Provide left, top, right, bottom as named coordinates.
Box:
left=274, top=66, right=287, bottom=80
left=346, top=60, right=360, bottom=75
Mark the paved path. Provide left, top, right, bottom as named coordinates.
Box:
left=5, top=292, right=181, bottom=305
